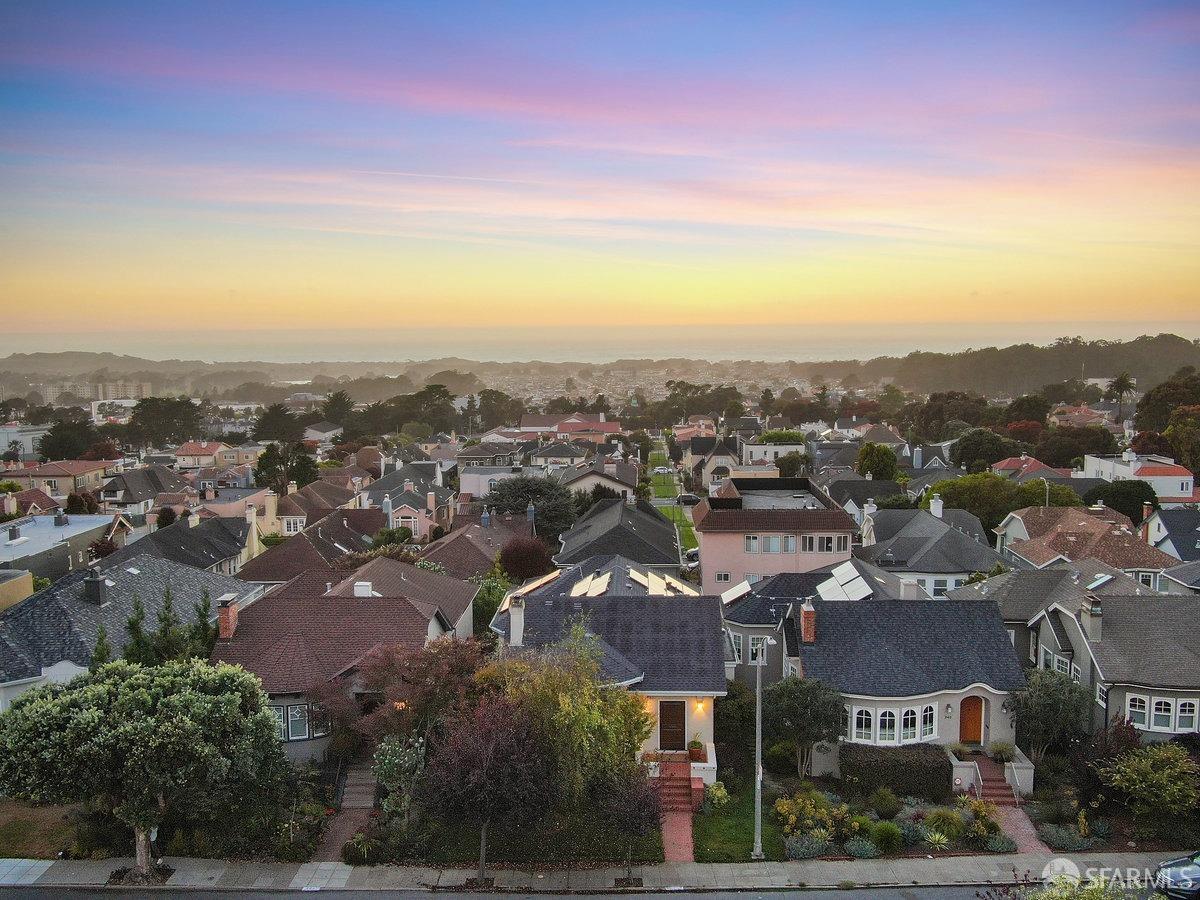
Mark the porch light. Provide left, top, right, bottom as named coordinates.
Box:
left=693, top=699, right=707, bottom=715
left=945, top=703, right=952, bottom=718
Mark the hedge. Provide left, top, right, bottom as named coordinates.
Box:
left=838, top=744, right=952, bottom=802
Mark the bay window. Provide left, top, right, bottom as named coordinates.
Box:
left=854, top=709, right=873, bottom=742
left=1152, top=699, right=1174, bottom=730
left=1178, top=701, right=1197, bottom=732
left=901, top=708, right=917, bottom=742
left=921, top=704, right=936, bottom=738
left=1127, top=695, right=1148, bottom=728
left=878, top=710, right=897, bottom=743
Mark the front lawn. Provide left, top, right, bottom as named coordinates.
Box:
left=660, top=505, right=697, bottom=550
left=693, top=785, right=786, bottom=862
left=652, top=473, right=678, bottom=499
left=0, top=800, right=77, bottom=858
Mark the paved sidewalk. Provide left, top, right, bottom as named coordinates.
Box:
left=0, top=849, right=1181, bottom=891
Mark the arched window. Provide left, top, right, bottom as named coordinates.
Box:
left=878, top=710, right=897, bottom=743
left=920, top=704, right=936, bottom=738
left=901, top=708, right=918, bottom=742
left=1178, top=700, right=1197, bottom=732
left=1127, top=696, right=1147, bottom=727
left=1153, top=699, right=1174, bottom=730
left=854, top=709, right=873, bottom=742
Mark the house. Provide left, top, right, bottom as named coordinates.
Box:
left=216, top=443, right=267, bottom=468
left=560, top=457, right=640, bottom=499
left=788, top=599, right=1024, bottom=771
left=193, top=464, right=256, bottom=491
left=0, top=553, right=262, bottom=710
left=530, top=441, right=590, bottom=467
left=2, top=489, right=59, bottom=517
left=0, top=424, right=51, bottom=461
left=175, top=441, right=231, bottom=471
left=99, top=510, right=260, bottom=576
left=742, top=437, right=808, bottom=466
left=857, top=424, right=907, bottom=451
left=418, top=509, right=534, bottom=580
left=1025, top=592, right=1199, bottom=739
left=809, top=441, right=861, bottom=477
left=1161, top=560, right=1200, bottom=595
left=681, top=436, right=720, bottom=473
left=0, top=460, right=114, bottom=501
left=1, top=512, right=131, bottom=580
left=1082, top=450, right=1198, bottom=507
left=303, top=421, right=343, bottom=443
left=212, top=561, right=465, bottom=761
left=722, top=559, right=926, bottom=688
left=994, top=505, right=1178, bottom=589
left=692, top=440, right=740, bottom=491
left=457, top=442, right=523, bottom=467
left=1050, top=404, right=1116, bottom=431
left=262, top=479, right=363, bottom=537
left=518, top=412, right=622, bottom=442
left=100, top=465, right=192, bottom=516
left=490, top=555, right=729, bottom=785
left=692, top=478, right=856, bottom=594
left=990, top=455, right=1069, bottom=481
left=459, top=465, right=548, bottom=499
left=554, top=499, right=681, bottom=572
left=375, top=483, right=456, bottom=543
left=902, top=467, right=967, bottom=500
left=234, top=508, right=387, bottom=586
left=1143, top=507, right=1200, bottom=562
left=857, top=500, right=1006, bottom=596
left=897, top=444, right=954, bottom=472
left=820, top=477, right=903, bottom=525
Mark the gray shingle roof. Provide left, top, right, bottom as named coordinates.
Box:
left=1154, top=508, right=1200, bottom=562
left=792, top=600, right=1025, bottom=697
left=554, top=499, right=679, bottom=567
left=1074, top=595, right=1200, bottom=689
left=1164, top=559, right=1200, bottom=590
left=947, top=562, right=1149, bottom=623
left=825, top=479, right=903, bottom=507
left=102, top=465, right=190, bottom=504
left=0, top=553, right=260, bottom=681
left=99, top=517, right=249, bottom=572
left=858, top=508, right=1004, bottom=574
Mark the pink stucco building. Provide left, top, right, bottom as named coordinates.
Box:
left=693, top=478, right=855, bottom=594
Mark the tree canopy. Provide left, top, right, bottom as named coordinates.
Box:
left=1003, top=668, right=1091, bottom=764
left=1081, top=480, right=1158, bottom=525
left=486, top=476, right=575, bottom=540
left=856, top=442, right=898, bottom=480
left=763, top=677, right=844, bottom=776
left=922, top=472, right=1079, bottom=531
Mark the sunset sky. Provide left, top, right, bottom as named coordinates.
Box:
left=2, top=2, right=1198, bottom=357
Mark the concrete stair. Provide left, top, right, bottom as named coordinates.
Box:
left=973, top=754, right=1017, bottom=807
left=656, top=759, right=703, bottom=812
left=341, top=763, right=378, bottom=810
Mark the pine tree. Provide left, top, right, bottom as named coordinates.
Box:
left=90, top=624, right=113, bottom=671
left=124, top=595, right=153, bottom=664
left=189, top=589, right=216, bottom=656
left=151, top=586, right=189, bottom=662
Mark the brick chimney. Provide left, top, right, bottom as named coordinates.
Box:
left=1140, top=502, right=1153, bottom=542
left=800, top=600, right=816, bottom=643
left=218, top=600, right=238, bottom=639
left=427, top=491, right=437, bottom=514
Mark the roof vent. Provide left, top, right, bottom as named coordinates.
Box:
left=7, top=525, right=19, bottom=542
left=54, top=512, right=69, bottom=527
left=353, top=581, right=373, bottom=597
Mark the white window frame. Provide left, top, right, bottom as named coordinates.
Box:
left=1006, top=628, right=1016, bottom=647
left=762, top=535, right=781, bottom=554
left=1151, top=697, right=1174, bottom=732
left=853, top=707, right=874, bottom=742
left=715, top=572, right=731, bottom=584
left=801, top=535, right=815, bottom=553
left=1041, top=646, right=1054, bottom=670
left=817, top=535, right=834, bottom=553
left=729, top=631, right=743, bottom=663
left=1054, top=655, right=1070, bottom=676
left=787, top=662, right=798, bottom=678
left=783, top=534, right=796, bottom=553
left=836, top=534, right=849, bottom=553
left=744, top=534, right=759, bottom=554
left=269, top=705, right=286, bottom=741
left=878, top=709, right=898, bottom=744
left=1127, top=694, right=1148, bottom=728
left=1178, top=700, right=1198, bottom=733
left=1070, top=663, right=1081, bottom=683
left=933, top=578, right=949, bottom=597
left=901, top=707, right=918, bottom=743
left=1029, top=631, right=1038, bottom=664
left=1096, top=683, right=1108, bottom=707
left=745, top=573, right=761, bottom=584
left=287, top=704, right=310, bottom=740
left=920, top=704, right=936, bottom=739
left=749, top=636, right=767, bottom=664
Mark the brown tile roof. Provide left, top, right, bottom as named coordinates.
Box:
left=419, top=517, right=533, bottom=580
left=693, top=503, right=856, bottom=533
left=325, top=557, right=478, bottom=625
left=11, top=460, right=109, bottom=477
left=236, top=508, right=385, bottom=582
left=14, top=488, right=59, bottom=513
left=1007, top=507, right=1178, bottom=570
left=176, top=441, right=230, bottom=456
left=212, top=570, right=437, bottom=693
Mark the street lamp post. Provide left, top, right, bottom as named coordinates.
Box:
left=1036, top=476, right=1050, bottom=508
left=751, top=635, right=778, bottom=861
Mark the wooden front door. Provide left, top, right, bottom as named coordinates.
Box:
left=658, top=701, right=686, bottom=751
left=959, top=696, right=983, bottom=744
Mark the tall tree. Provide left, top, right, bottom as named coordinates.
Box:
left=763, top=677, right=845, bottom=776
left=252, top=403, right=302, bottom=443
left=0, top=659, right=287, bottom=876
left=129, top=397, right=202, bottom=447
left=1003, top=669, right=1091, bottom=765
left=320, top=390, right=355, bottom=427
left=1082, top=481, right=1158, bottom=525
left=776, top=451, right=806, bottom=478
left=950, top=428, right=1021, bottom=472
left=1104, top=372, right=1136, bottom=422
left=499, top=536, right=554, bottom=582
left=856, top=442, right=898, bottom=481
left=37, top=420, right=98, bottom=460
left=486, top=476, right=576, bottom=540
left=1164, top=404, right=1200, bottom=472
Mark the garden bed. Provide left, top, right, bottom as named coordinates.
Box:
left=692, top=782, right=786, bottom=862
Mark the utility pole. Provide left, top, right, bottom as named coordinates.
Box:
left=751, top=636, right=777, bottom=861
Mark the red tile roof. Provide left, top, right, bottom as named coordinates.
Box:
left=1136, top=464, right=1192, bottom=477
left=176, top=441, right=230, bottom=456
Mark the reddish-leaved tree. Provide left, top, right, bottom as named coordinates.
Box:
left=499, top=536, right=554, bottom=583
left=595, top=765, right=662, bottom=883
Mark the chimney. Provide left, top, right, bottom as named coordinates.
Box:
left=264, top=490, right=278, bottom=523
left=434, top=465, right=444, bottom=487
left=1140, top=502, right=1154, bottom=542
left=1080, top=593, right=1102, bottom=641
left=1122, top=448, right=1137, bottom=464
left=218, top=599, right=238, bottom=639
left=900, top=579, right=924, bottom=600
left=403, top=479, right=415, bottom=494
left=526, top=500, right=536, bottom=523
left=7, top=524, right=19, bottom=542
left=83, top=569, right=107, bottom=605
left=244, top=501, right=257, bottom=526
left=929, top=493, right=943, bottom=519
left=800, top=600, right=816, bottom=643
left=509, top=595, right=525, bottom=647
left=382, top=493, right=393, bottom=527
left=202, top=486, right=216, bottom=501
left=0, top=494, right=15, bottom=517
left=481, top=507, right=491, bottom=527
left=427, top=491, right=437, bottom=514
left=286, top=480, right=298, bottom=495
left=353, top=581, right=373, bottom=597
left=54, top=511, right=69, bottom=527
left=912, top=446, right=923, bottom=469
left=863, top=498, right=877, bottom=519
left=185, top=510, right=199, bottom=527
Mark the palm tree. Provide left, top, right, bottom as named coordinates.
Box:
left=1106, top=372, right=1135, bottom=422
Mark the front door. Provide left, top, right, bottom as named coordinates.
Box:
left=959, top=696, right=983, bottom=744
left=658, top=701, right=686, bottom=751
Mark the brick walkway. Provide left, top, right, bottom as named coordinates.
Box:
left=661, top=809, right=694, bottom=863
left=313, top=762, right=378, bottom=862
left=994, top=805, right=1049, bottom=853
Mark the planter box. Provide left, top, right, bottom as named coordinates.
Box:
left=688, top=745, right=706, bottom=762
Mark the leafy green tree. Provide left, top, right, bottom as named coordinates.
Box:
left=964, top=562, right=1008, bottom=585
left=760, top=429, right=808, bottom=444
left=36, top=420, right=98, bottom=460
left=1135, top=366, right=1200, bottom=432
left=763, top=677, right=845, bottom=775
left=477, top=389, right=525, bottom=429
left=499, top=536, right=554, bottom=582
left=129, top=397, right=202, bottom=447
left=320, top=390, right=355, bottom=426
left=777, top=450, right=806, bottom=478
left=486, top=475, right=576, bottom=540
left=1003, top=669, right=1091, bottom=765
left=950, top=428, right=1021, bottom=472
left=253, top=403, right=302, bottom=443
left=0, top=659, right=287, bottom=875
left=155, top=506, right=177, bottom=528
left=1104, top=372, right=1136, bottom=422
left=254, top=442, right=317, bottom=493
left=1003, top=394, right=1050, bottom=425
left=90, top=624, right=113, bottom=671
left=856, top=442, right=898, bottom=480
left=373, top=526, right=413, bottom=548
left=1130, top=430, right=1174, bottom=456
left=1081, top=481, right=1157, bottom=525
left=1034, top=425, right=1118, bottom=468
left=1164, top=404, right=1200, bottom=472
left=922, top=472, right=1076, bottom=532
left=65, top=492, right=99, bottom=514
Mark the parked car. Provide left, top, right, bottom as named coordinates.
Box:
left=677, top=493, right=702, bottom=506
left=1155, top=851, right=1200, bottom=898
left=653, top=466, right=673, bottom=475
left=685, top=547, right=700, bottom=562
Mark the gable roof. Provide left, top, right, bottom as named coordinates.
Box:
left=790, top=600, right=1025, bottom=697
left=176, top=441, right=230, bottom=457
left=13, top=488, right=59, bottom=514
left=235, top=508, right=386, bottom=583
left=419, top=516, right=534, bottom=580
left=102, top=465, right=192, bottom=504
left=555, top=499, right=679, bottom=567
left=325, top=556, right=478, bottom=625
left=6, top=460, right=110, bottom=478
left=1151, top=508, right=1200, bottom=562
left=0, top=553, right=259, bottom=681
left=99, top=517, right=249, bottom=571
left=1003, top=506, right=1177, bottom=571
left=947, top=562, right=1150, bottom=623
left=857, top=508, right=1004, bottom=574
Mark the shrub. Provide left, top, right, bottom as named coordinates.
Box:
left=1070, top=720, right=1140, bottom=802
left=990, top=741, right=1015, bottom=763
left=923, top=807, right=965, bottom=841
left=1030, top=790, right=1077, bottom=826
left=1037, top=823, right=1095, bottom=852
left=764, top=740, right=798, bottom=776
left=774, top=791, right=855, bottom=840
left=947, top=742, right=973, bottom=761
left=985, top=834, right=1017, bottom=853
left=898, top=820, right=927, bottom=846
left=844, top=837, right=879, bottom=859
left=1089, top=818, right=1112, bottom=839
left=924, top=830, right=950, bottom=851
left=1099, top=742, right=1200, bottom=838
left=702, top=781, right=730, bottom=813
left=870, top=820, right=903, bottom=855
left=839, top=743, right=952, bottom=802
left=868, top=786, right=902, bottom=820
left=784, top=832, right=831, bottom=860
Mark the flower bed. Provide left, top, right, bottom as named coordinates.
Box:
left=774, top=783, right=1016, bottom=860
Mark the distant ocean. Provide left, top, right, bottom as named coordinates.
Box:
left=10, top=322, right=1200, bottom=365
